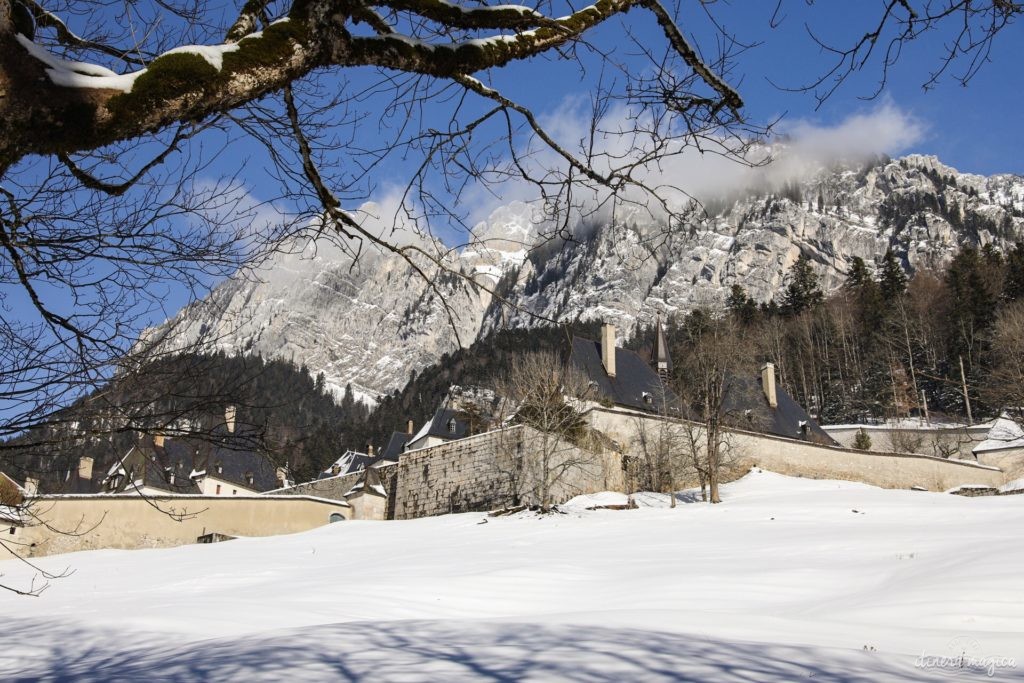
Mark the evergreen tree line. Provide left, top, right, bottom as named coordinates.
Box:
left=1, top=353, right=371, bottom=486
left=717, top=243, right=1024, bottom=424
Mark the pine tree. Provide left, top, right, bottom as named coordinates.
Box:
left=853, top=429, right=872, bottom=450
left=946, top=246, right=999, bottom=359
left=845, top=256, right=884, bottom=337
left=725, top=284, right=758, bottom=325
left=844, top=257, right=872, bottom=291
left=1005, top=242, right=1024, bottom=301
left=782, top=254, right=824, bottom=316
left=878, top=249, right=907, bottom=300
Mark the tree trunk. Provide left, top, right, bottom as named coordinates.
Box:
left=706, top=423, right=721, bottom=504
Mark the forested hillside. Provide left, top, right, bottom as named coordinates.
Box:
left=0, top=354, right=371, bottom=487
left=712, top=242, right=1024, bottom=424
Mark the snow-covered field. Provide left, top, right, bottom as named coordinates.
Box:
left=2, top=470, right=1022, bottom=681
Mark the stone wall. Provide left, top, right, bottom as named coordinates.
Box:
left=15, top=494, right=351, bottom=557
left=974, top=448, right=1024, bottom=481
left=393, top=424, right=624, bottom=520
left=824, top=424, right=989, bottom=459
left=585, top=407, right=1009, bottom=492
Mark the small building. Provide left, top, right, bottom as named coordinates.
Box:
left=344, top=466, right=389, bottom=520
left=406, top=407, right=471, bottom=451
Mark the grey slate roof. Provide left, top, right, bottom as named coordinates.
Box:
left=570, top=334, right=833, bottom=445
left=722, top=375, right=838, bottom=445
left=105, top=430, right=280, bottom=494
left=570, top=337, right=681, bottom=414
left=416, top=408, right=470, bottom=441
left=380, top=431, right=413, bottom=460
left=319, top=450, right=375, bottom=479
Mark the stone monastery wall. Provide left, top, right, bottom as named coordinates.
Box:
left=586, top=407, right=1009, bottom=492
left=14, top=494, right=351, bottom=558
left=393, top=424, right=625, bottom=520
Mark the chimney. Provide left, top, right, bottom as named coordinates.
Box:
left=153, top=433, right=165, bottom=448
left=601, top=323, right=617, bottom=378
left=276, top=467, right=289, bottom=488
left=78, top=456, right=94, bottom=481
left=367, top=444, right=374, bottom=456
left=761, top=363, right=778, bottom=408
left=23, top=477, right=38, bottom=497
left=225, top=405, right=237, bottom=434
left=407, top=419, right=414, bottom=435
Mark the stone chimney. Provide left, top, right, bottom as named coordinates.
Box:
left=601, top=323, right=617, bottom=378
left=78, top=456, right=94, bottom=481
left=407, top=419, right=414, bottom=434
left=153, top=433, right=165, bottom=448
left=23, top=477, right=38, bottom=497
left=331, top=463, right=341, bottom=476
left=367, top=444, right=375, bottom=456
left=761, top=363, right=778, bottom=408
left=225, top=405, right=237, bottom=434
left=276, top=467, right=289, bottom=488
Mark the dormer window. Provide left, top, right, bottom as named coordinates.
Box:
left=245, top=472, right=254, bottom=487
left=447, top=418, right=457, bottom=434
left=215, top=463, right=223, bottom=475
left=642, top=392, right=653, bottom=405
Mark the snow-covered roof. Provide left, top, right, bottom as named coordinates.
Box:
left=973, top=416, right=1024, bottom=453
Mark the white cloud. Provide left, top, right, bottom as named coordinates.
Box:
left=455, top=99, right=925, bottom=237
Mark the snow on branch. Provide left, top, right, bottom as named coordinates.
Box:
left=375, top=0, right=548, bottom=30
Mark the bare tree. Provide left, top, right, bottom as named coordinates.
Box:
left=493, top=350, right=597, bottom=511
left=889, top=426, right=926, bottom=454
left=673, top=310, right=754, bottom=503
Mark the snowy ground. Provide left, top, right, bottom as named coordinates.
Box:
left=2, top=470, right=1022, bottom=681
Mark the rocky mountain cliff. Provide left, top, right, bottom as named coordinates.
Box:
left=149, top=154, right=1024, bottom=403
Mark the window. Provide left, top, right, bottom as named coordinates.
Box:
left=245, top=473, right=254, bottom=486
left=232, top=489, right=237, bottom=495
left=447, top=418, right=457, bottom=434
left=642, top=392, right=653, bottom=405
left=329, top=513, right=345, bottom=523
left=215, top=484, right=221, bottom=495
left=9, top=526, right=16, bottom=535
left=215, top=463, right=223, bottom=475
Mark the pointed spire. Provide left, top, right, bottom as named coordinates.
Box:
left=347, top=465, right=387, bottom=498
left=653, top=315, right=672, bottom=380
